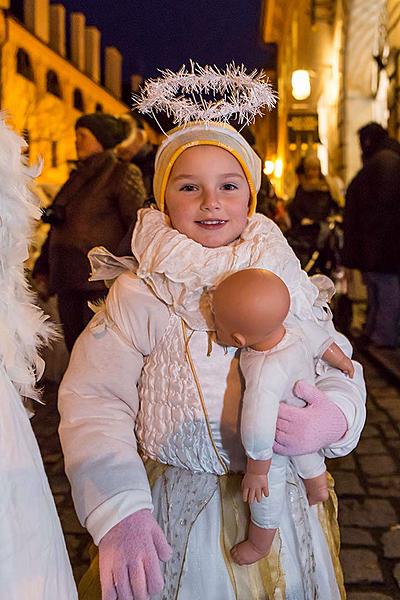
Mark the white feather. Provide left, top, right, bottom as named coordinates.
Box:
left=0, top=115, right=54, bottom=402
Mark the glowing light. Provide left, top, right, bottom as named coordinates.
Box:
left=291, top=70, right=311, bottom=101
left=274, top=159, right=283, bottom=178
left=263, top=160, right=275, bottom=175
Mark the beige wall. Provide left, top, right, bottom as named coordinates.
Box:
left=0, top=14, right=128, bottom=188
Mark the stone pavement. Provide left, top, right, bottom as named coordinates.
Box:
left=32, top=350, right=400, bottom=597
left=328, top=350, right=400, bottom=599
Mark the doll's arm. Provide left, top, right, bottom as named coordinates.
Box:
left=242, top=457, right=271, bottom=503
left=322, top=342, right=355, bottom=377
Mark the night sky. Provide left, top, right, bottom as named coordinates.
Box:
left=54, top=0, right=275, bottom=81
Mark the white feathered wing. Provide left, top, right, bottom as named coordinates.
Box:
left=0, top=117, right=77, bottom=599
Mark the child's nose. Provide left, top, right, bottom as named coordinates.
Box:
left=200, top=189, right=220, bottom=210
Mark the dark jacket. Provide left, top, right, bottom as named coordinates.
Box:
left=342, top=147, right=400, bottom=273
left=288, top=183, right=339, bottom=227
left=33, top=150, right=146, bottom=293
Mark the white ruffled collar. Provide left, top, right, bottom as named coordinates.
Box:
left=131, top=208, right=319, bottom=330
left=90, top=207, right=319, bottom=331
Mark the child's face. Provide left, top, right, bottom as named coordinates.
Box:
left=164, top=145, right=250, bottom=248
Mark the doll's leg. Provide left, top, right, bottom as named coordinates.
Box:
left=292, top=452, right=328, bottom=505
left=303, top=472, right=329, bottom=505
left=231, top=455, right=287, bottom=565
left=231, top=522, right=277, bottom=565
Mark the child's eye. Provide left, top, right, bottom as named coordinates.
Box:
left=180, top=184, right=198, bottom=192
left=222, top=183, right=238, bottom=190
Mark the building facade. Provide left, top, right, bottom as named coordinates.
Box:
left=0, top=0, right=128, bottom=193
left=261, top=0, right=395, bottom=197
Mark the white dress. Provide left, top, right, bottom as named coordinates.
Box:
left=59, top=208, right=366, bottom=599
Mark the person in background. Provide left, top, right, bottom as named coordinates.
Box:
left=32, top=113, right=146, bottom=353
left=288, top=154, right=342, bottom=227
left=342, top=122, right=400, bottom=349
left=115, top=112, right=158, bottom=197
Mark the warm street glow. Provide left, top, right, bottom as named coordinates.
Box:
left=263, top=160, right=275, bottom=175
left=291, top=69, right=311, bottom=100
left=274, top=159, right=283, bottom=178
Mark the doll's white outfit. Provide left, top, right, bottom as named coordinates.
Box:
left=0, top=120, right=77, bottom=599
left=240, top=323, right=334, bottom=530
left=59, top=208, right=366, bottom=600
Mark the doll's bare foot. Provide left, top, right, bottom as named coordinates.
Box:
left=304, top=473, right=329, bottom=506
left=230, top=523, right=277, bottom=565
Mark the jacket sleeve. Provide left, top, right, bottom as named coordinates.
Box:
left=114, top=162, right=147, bottom=231
left=314, top=321, right=366, bottom=458
left=58, top=272, right=170, bottom=544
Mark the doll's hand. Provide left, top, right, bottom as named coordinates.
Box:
left=338, top=355, right=355, bottom=378
left=99, top=509, right=172, bottom=600
left=242, top=473, right=269, bottom=503
left=273, top=380, right=348, bottom=456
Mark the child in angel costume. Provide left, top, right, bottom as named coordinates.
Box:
left=212, top=268, right=354, bottom=566
left=58, top=64, right=366, bottom=600
left=0, top=118, right=77, bottom=599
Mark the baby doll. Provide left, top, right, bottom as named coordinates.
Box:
left=212, top=268, right=354, bottom=566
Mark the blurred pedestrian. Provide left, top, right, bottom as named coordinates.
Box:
left=342, top=122, right=400, bottom=348
left=32, top=113, right=146, bottom=352
left=115, top=112, right=157, bottom=197
left=288, top=154, right=341, bottom=227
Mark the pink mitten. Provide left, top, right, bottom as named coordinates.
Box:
left=99, top=509, right=172, bottom=600
left=273, top=380, right=348, bottom=456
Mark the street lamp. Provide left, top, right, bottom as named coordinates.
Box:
left=291, top=70, right=311, bottom=101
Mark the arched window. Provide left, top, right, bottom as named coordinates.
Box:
left=73, top=88, right=85, bottom=112
left=46, top=70, right=62, bottom=98
left=16, top=48, right=34, bottom=82
left=95, top=103, right=103, bottom=112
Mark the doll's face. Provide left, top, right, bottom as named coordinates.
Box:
left=164, top=145, right=250, bottom=248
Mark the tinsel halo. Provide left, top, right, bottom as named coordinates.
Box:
left=133, top=61, right=278, bottom=130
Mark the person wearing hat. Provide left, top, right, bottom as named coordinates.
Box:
left=33, top=112, right=146, bottom=352
left=58, top=120, right=366, bottom=600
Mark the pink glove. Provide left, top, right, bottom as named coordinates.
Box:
left=273, top=380, right=348, bottom=456
left=99, top=509, right=172, bottom=600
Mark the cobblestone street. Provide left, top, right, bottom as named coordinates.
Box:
left=32, top=350, right=400, bottom=598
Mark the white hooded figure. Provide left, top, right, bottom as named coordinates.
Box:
left=0, top=117, right=77, bottom=599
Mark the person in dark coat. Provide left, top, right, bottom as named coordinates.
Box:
left=342, top=122, right=400, bottom=348
left=288, top=154, right=340, bottom=227
left=33, top=113, right=146, bottom=352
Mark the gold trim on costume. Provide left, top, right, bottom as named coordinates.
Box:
left=219, top=474, right=286, bottom=599
left=158, top=140, right=257, bottom=216
left=318, top=472, right=346, bottom=600
left=181, top=320, right=229, bottom=474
